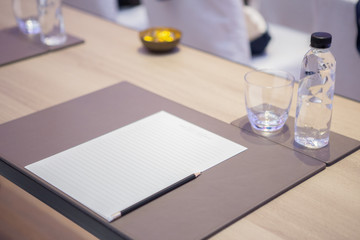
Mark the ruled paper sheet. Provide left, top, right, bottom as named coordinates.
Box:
left=25, top=111, right=247, bottom=222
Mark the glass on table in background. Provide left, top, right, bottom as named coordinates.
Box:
left=12, top=0, right=41, bottom=35
left=38, top=0, right=67, bottom=46
left=244, top=69, right=295, bottom=133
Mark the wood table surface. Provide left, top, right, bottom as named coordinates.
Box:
left=1, top=0, right=359, bottom=239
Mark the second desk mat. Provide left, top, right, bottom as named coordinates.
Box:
left=0, top=82, right=325, bottom=240
left=0, top=26, right=84, bottom=66
left=231, top=116, right=360, bottom=166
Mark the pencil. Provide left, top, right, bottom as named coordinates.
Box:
left=110, top=172, right=201, bottom=221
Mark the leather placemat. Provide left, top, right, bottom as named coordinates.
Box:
left=0, top=26, right=84, bottom=66
left=231, top=116, right=360, bottom=166
left=0, top=82, right=326, bottom=240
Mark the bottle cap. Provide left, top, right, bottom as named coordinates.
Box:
left=310, top=32, right=332, bottom=48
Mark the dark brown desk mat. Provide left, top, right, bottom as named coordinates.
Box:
left=0, top=26, right=84, bottom=66
left=0, top=82, right=325, bottom=240
left=231, top=116, right=360, bottom=166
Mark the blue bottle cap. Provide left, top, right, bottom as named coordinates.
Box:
left=311, top=32, right=332, bottom=48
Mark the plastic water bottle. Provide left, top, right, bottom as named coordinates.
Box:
left=38, top=0, right=67, bottom=46
left=294, top=32, right=336, bottom=149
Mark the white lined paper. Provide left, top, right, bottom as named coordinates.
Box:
left=25, top=111, right=247, bottom=221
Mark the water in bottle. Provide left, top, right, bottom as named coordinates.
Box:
left=295, top=32, right=336, bottom=149
left=38, top=0, right=67, bottom=46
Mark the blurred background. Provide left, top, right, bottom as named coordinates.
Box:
left=62, top=0, right=360, bottom=102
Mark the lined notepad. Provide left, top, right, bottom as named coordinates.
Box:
left=26, top=111, right=247, bottom=222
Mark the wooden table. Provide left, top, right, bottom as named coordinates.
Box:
left=1, top=1, right=359, bottom=239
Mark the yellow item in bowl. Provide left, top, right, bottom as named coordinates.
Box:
left=140, top=27, right=181, bottom=52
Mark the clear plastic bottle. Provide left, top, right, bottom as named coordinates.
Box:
left=38, top=0, right=67, bottom=46
left=295, top=32, right=336, bottom=149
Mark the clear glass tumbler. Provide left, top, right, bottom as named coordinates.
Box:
left=12, top=0, right=41, bottom=35
left=38, top=0, right=67, bottom=46
left=244, top=69, right=295, bottom=133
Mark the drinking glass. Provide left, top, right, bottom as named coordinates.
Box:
left=244, top=69, right=295, bottom=133
left=38, top=0, right=67, bottom=46
left=12, top=0, right=41, bottom=35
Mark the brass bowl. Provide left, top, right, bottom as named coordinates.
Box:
left=139, top=27, right=181, bottom=52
